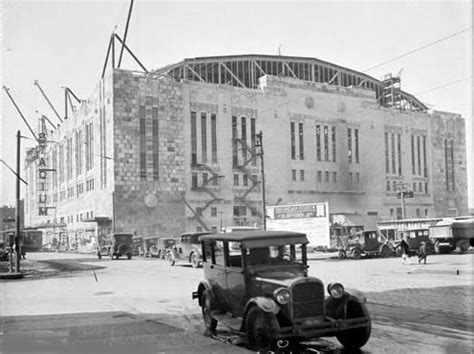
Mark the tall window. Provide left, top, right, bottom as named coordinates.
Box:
left=290, top=122, right=296, bottom=160
left=139, top=106, right=146, bottom=179
left=191, top=112, right=197, bottom=165
left=411, top=135, right=415, bottom=175
left=251, top=118, right=256, bottom=166
left=316, top=125, right=321, bottom=161
left=211, top=114, right=217, bottom=163
left=347, top=128, right=352, bottom=163
left=299, top=123, right=304, bottom=160
left=397, top=133, right=402, bottom=176
left=391, top=133, right=396, bottom=174
left=385, top=132, right=389, bottom=173
left=324, top=125, right=329, bottom=161
left=201, top=113, right=207, bottom=163
left=232, top=116, right=238, bottom=167
left=331, top=126, right=336, bottom=162
left=241, top=117, right=247, bottom=161
left=422, top=136, right=427, bottom=177
left=59, top=143, right=64, bottom=183
left=417, top=135, right=421, bottom=176
left=354, top=128, right=359, bottom=163
left=152, top=119, right=159, bottom=180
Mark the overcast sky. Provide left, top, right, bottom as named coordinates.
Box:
left=1, top=0, right=472, bottom=208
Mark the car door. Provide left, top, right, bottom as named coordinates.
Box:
left=207, top=240, right=228, bottom=309
left=225, top=241, right=246, bottom=316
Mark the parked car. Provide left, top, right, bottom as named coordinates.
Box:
left=394, top=229, right=434, bottom=256
left=167, top=232, right=213, bottom=268
left=97, top=233, right=133, bottom=260
left=338, top=230, right=395, bottom=259
left=153, top=238, right=177, bottom=259
left=192, top=231, right=371, bottom=351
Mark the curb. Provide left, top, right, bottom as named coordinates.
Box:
left=0, top=272, right=24, bottom=280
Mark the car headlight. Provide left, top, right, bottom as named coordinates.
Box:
left=327, top=282, right=344, bottom=299
left=273, top=288, right=290, bottom=305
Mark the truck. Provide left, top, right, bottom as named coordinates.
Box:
left=428, top=218, right=474, bottom=254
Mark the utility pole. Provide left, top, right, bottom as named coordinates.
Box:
left=256, top=131, right=267, bottom=230
left=399, top=182, right=406, bottom=220
left=15, top=130, right=21, bottom=273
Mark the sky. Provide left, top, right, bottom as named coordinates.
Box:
left=1, top=0, right=472, bottom=209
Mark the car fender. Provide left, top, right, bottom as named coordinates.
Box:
left=193, top=280, right=212, bottom=306
left=241, top=297, right=279, bottom=332
left=344, top=287, right=367, bottom=303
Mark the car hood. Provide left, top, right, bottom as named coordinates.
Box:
left=252, top=267, right=306, bottom=287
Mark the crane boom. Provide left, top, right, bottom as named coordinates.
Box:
left=34, top=80, right=63, bottom=123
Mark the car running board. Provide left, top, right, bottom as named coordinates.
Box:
left=211, top=311, right=243, bottom=332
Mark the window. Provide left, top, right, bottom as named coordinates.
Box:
left=332, top=172, right=337, bottom=183
left=214, top=241, right=225, bottom=266
left=232, top=116, right=238, bottom=167
left=419, top=182, right=423, bottom=193
left=416, top=208, right=420, bottom=218
left=354, top=128, right=359, bottom=163
left=349, top=172, right=352, bottom=183
left=211, top=114, right=217, bottom=163
left=324, top=125, right=329, bottom=161
left=192, top=173, right=198, bottom=189
left=391, top=133, right=396, bottom=174
left=300, top=170, right=305, bottom=181
left=152, top=119, right=159, bottom=180
left=397, top=133, right=402, bottom=175
left=347, top=128, right=352, bottom=163
left=290, top=122, right=296, bottom=160
left=331, top=126, right=336, bottom=162
left=140, top=152, right=146, bottom=179
left=316, top=125, right=321, bottom=161
left=317, top=171, right=322, bottom=182
left=417, top=135, right=421, bottom=176
left=243, top=174, right=248, bottom=186
left=413, top=182, right=416, bottom=192
left=392, top=181, right=397, bottom=191
left=425, top=182, right=428, bottom=194
left=386, top=181, right=391, bottom=191
left=191, top=112, right=197, bottom=165
left=423, top=136, right=427, bottom=177
left=201, top=113, right=207, bottom=163
left=292, top=169, right=297, bottom=181
left=202, top=172, right=208, bottom=185
left=251, top=118, right=256, bottom=166
left=299, top=123, right=304, bottom=160
left=233, top=206, right=246, bottom=217
left=234, top=174, right=239, bottom=186
left=390, top=208, right=394, bottom=217
left=411, top=135, right=415, bottom=175
left=241, top=117, right=247, bottom=161
left=425, top=209, right=429, bottom=217
left=356, top=172, right=360, bottom=183
left=325, top=171, right=330, bottom=183
left=385, top=132, right=389, bottom=173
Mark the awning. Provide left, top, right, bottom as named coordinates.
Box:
left=330, top=213, right=378, bottom=230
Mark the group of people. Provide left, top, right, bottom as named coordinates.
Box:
left=398, top=235, right=427, bottom=264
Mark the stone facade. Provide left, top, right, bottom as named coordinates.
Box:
left=24, top=67, right=469, bottom=246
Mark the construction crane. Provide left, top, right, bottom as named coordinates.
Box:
left=33, top=80, right=63, bottom=124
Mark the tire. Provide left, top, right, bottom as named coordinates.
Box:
left=246, top=306, right=279, bottom=352
left=338, top=250, right=347, bottom=260
left=336, top=301, right=371, bottom=349
left=167, top=252, right=176, bottom=266
left=191, top=252, right=200, bottom=268
left=380, top=245, right=390, bottom=258
left=456, top=240, right=469, bottom=253
left=352, top=248, right=362, bottom=259
left=201, top=290, right=217, bottom=332
left=127, top=253, right=132, bottom=260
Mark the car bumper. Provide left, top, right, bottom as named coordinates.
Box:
left=279, top=316, right=370, bottom=338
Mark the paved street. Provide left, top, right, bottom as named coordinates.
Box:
left=0, top=251, right=473, bottom=353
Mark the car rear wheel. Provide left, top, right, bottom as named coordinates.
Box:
left=191, top=252, right=200, bottom=268
left=127, top=253, right=132, bottom=260
left=201, top=290, right=217, bottom=333
left=336, top=301, right=371, bottom=349
left=351, top=248, right=362, bottom=259
left=338, top=249, right=347, bottom=260
left=246, top=306, right=279, bottom=352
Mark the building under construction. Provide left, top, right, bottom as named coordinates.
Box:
left=23, top=53, right=468, bottom=250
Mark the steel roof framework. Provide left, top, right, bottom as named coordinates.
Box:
left=152, top=55, right=427, bottom=112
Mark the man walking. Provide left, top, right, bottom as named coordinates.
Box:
left=418, top=241, right=427, bottom=264
left=399, top=235, right=410, bottom=264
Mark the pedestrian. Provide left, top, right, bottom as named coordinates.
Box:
left=399, top=235, right=410, bottom=264
left=418, top=241, right=427, bottom=264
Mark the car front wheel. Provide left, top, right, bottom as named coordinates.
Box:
left=246, top=306, right=279, bottom=351
left=336, top=301, right=371, bottom=349
left=201, top=290, right=217, bottom=333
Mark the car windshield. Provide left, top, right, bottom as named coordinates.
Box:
left=114, top=235, right=131, bottom=243
left=247, top=245, right=303, bottom=266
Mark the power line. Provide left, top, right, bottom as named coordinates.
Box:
left=414, top=76, right=473, bottom=96
left=363, top=26, right=472, bottom=73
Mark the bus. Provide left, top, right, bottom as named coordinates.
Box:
left=428, top=218, right=474, bottom=253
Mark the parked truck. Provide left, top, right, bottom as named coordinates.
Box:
left=428, top=218, right=474, bottom=254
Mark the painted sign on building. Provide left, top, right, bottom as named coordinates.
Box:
left=37, top=119, right=54, bottom=216
left=266, top=202, right=330, bottom=247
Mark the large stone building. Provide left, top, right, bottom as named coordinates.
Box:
left=24, top=55, right=468, bottom=249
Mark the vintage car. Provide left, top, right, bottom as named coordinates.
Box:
left=97, top=233, right=133, bottom=260
left=338, top=230, right=395, bottom=259
left=395, top=229, right=434, bottom=256
left=192, top=231, right=371, bottom=351
left=167, top=232, right=212, bottom=268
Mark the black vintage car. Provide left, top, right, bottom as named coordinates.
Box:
left=167, top=232, right=212, bottom=268
left=97, top=233, right=133, bottom=260
left=192, top=231, right=371, bottom=351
